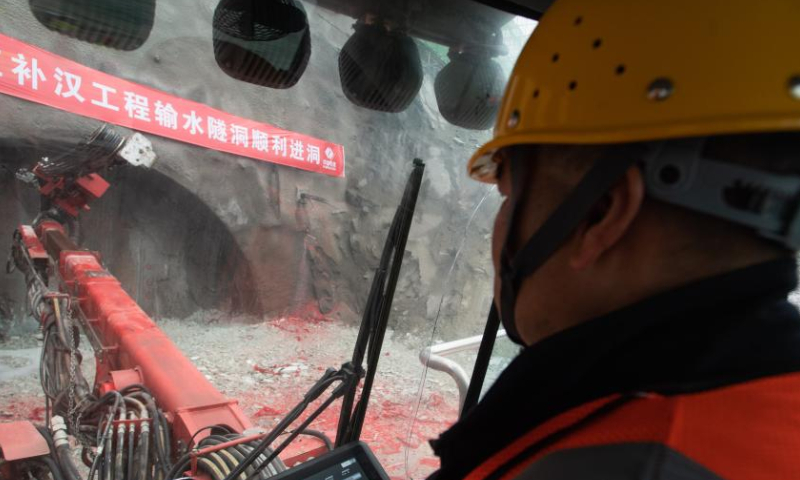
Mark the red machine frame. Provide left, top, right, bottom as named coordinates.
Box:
left=18, top=221, right=253, bottom=445
left=1, top=128, right=337, bottom=479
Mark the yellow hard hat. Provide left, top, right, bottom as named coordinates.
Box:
left=468, top=0, right=800, bottom=183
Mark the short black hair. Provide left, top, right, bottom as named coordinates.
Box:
left=703, top=132, right=800, bottom=175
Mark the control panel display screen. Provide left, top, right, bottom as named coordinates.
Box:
left=305, top=456, right=367, bottom=480
left=270, top=442, right=389, bottom=480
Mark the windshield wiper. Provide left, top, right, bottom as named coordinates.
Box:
left=336, top=158, right=426, bottom=446
left=219, top=159, right=426, bottom=480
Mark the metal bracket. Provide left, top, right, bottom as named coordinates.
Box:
left=117, top=132, right=157, bottom=168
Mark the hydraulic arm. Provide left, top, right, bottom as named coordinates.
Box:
left=6, top=126, right=270, bottom=479
left=2, top=125, right=424, bottom=480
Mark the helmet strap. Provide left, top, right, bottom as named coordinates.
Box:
left=498, top=150, right=638, bottom=345
left=495, top=138, right=800, bottom=346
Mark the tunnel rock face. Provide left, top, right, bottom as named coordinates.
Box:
left=0, top=0, right=501, bottom=339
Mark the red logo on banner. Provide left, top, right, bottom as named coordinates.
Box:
left=0, top=33, right=345, bottom=177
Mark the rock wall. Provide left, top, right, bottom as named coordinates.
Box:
left=0, top=0, right=521, bottom=340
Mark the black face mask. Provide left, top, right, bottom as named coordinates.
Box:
left=496, top=153, right=638, bottom=346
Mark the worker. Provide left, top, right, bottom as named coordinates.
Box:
left=429, top=1, right=800, bottom=479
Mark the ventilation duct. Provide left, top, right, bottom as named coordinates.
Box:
left=29, top=0, right=155, bottom=51
left=339, top=24, right=423, bottom=113
left=213, top=0, right=311, bottom=89
left=435, top=52, right=504, bottom=130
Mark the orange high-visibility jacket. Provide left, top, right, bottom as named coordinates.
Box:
left=462, top=372, right=800, bottom=480
left=431, top=260, right=800, bottom=480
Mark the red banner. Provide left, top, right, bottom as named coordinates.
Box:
left=0, top=33, right=345, bottom=177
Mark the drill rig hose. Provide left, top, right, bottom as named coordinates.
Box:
left=165, top=433, right=286, bottom=480
left=208, top=452, right=235, bottom=477
left=56, top=442, right=83, bottom=480
left=216, top=444, right=255, bottom=479
left=39, top=419, right=82, bottom=480
left=126, top=412, right=137, bottom=480
left=35, top=457, right=67, bottom=480
left=114, top=403, right=127, bottom=480
left=103, top=434, right=112, bottom=480
left=198, top=457, right=227, bottom=480
left=198, top=435, right=280, bottom=479
left=123, top=396, right=149, bottom=480
left=33, top=425, right=68, bottom=480
left=124, top=387, right=171, bottom=475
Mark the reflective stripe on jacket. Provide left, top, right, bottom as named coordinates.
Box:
left=463, top=372, right=800, bottom=480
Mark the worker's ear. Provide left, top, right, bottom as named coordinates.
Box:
left=569, top=166, right=644, bottom=269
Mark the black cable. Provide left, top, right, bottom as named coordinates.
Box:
left=190, top=424, right=235, bottom=447
left=104, top=434, right=112, bottom=480
left=218, top=450, right=243, bottom=477
left=198, top=434, right=244, bottom=476
left=246, top=394, right=340, bottom=480
left=217, top=443, right=256, bottom=476
left=127, top=421, right=136, bottom=480
left=56, top=443, right=83, bottom=480
left=88, top=393, right=122, bottom=480
left=297, top=429, right=333, bottom=450
left=204, top=451, right=234, bottom=480
left=45, top=397, right=51, bottom=432
left=101, top=446, right=109, bottom=480
left=221, top=373, right=343, bottom=480
left=199, top=435, right=228, bottom=446
left=164, top=454, right=192, bottom=480
left=164, top=427, right=244, bottom=478
left=188, top=434, right=287, bottom=480
left=238, top=441, right=284, bottom=476
left=229, top=445, right=263, bottom=479
left=160, top=410, right=172, bottom=463
left=150, top=407, right=172, bottom=475
left=126, top=391, right=165, bottom=477
left=34, top=425, right=57, bottom=456
left=118, top=384, right=154, bottom=396
left=198, top=457, right=227, bottom=480
left=34, top=457, right=67, bottom=480
left=147, top=433, right=156, bottom=480
left=149, top=408, right=168, bottom=474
